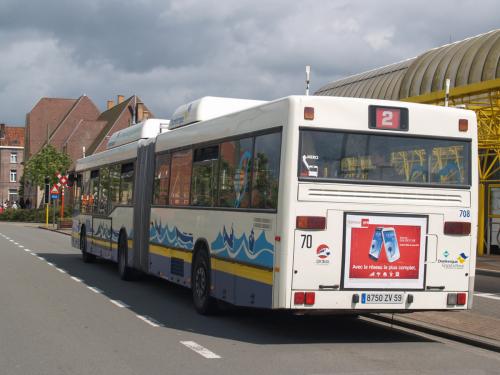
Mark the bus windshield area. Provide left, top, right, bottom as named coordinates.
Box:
left=299, top=129, right=471, bottom=187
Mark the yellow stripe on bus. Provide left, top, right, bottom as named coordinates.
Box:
left=149, top=244, right=192, bottom=262
left=212, top=258, right=273, bottom=285
left=149, top=244, right=273, bottom=285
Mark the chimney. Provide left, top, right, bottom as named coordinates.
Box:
left=136, top=101, right=145, bottom=123
left=107, top=100, right=114, bottom=110
left=117, top=95, right=125, bottom=104
left=0, top=123, right=5, bottom=139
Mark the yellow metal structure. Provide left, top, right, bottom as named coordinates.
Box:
left=404, top=78, right=500, bottom=255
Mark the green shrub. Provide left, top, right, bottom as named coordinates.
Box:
left=0, top=206, right=74, bottom=223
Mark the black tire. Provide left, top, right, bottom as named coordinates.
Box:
left=117, top=232, right=133, bottom=280
left=80, top=228, right=95, bottom=263
left=192, top=250, right=217, bottom=315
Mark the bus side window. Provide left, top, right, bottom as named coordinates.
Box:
left=98, top=166, right=110, bottom=215
left=89, top=170, right=100, bottom=214
left=81, top=171, right=90, bottom=214
left=109, top=164, right=121, bottom=206
left=251, top=132, right=282, bottom=210
left=120, top=163, right=134, bottom=205
left=169, top=149, right=192, bottom=206
left=219, top=137, right=252, bottom=208
left=153, top=153, right=171, bottom=205
left=191, top=145, right=219, bottom=207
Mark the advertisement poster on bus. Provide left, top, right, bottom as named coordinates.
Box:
left=343, top=214, right=427, bottom=289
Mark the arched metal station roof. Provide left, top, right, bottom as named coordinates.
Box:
left=315, top=29, right=500, bottom=100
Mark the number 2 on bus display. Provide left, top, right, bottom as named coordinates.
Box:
left=381, top=111, right=393, bottom=127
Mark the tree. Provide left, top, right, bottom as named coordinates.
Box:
left=24, top=145, right=72, bottom=189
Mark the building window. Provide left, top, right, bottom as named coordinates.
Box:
left=10, top=170, right=17, bottom=183
left=10, top=152, right=17, bottom=163
left=8, top=189, right=18, bottom=202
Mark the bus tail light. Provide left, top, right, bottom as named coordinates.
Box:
left=296, top=216, right=326, bottom=230
left=457, top=293, right=467, bottom=305
left=305, top=292, right=315, bottom=305
left=447, top=293, right=457, bottom=305
left=294, top=292, right=305, bottom=304
left=447, top=293, right=467, bottom=306
left=444, top=221, right=471, bottom=235
left=458, top=119, right=468, bottom=132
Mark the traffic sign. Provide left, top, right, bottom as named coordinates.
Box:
left=51, top=185, right=59, bottom=194
left=51, top=194, right=59, bottom=200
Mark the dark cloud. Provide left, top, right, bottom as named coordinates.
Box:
left=0, top=0, right=498, bottom=124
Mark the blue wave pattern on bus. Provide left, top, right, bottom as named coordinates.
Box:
left=93, top=222, right=119, bottom=241
left=150, top=220, right=194, bottom=250
left=210, top=225, right=274, bottom=268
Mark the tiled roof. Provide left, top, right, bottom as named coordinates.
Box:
left=0, top=126, right=25, bottom=147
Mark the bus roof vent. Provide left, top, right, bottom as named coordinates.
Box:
left=106, top=118, right=170, bottom=149
left=169, top=96, right=266, bottom=130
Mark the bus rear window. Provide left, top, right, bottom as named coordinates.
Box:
left=299, top=130, right=471, bottom=187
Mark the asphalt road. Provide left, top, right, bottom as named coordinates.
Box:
left=0, top=222, right=499, bottom=375
left=473, top=273, right=500, bottom=319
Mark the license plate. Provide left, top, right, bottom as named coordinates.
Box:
left=361, top=292, right=404, bottom=304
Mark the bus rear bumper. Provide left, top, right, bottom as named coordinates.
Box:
left=287, top=290, right=470, bottom=311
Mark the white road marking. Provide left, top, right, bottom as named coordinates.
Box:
left=136, top=315, right=162, bottom=327
left=71, top=276, right=83, bottom=282
left=110, top=299, right=129, bottom=308
left=36, top=256, right=45, bottom=260
left=87, top=286, right=103, bottom=294
left=46, top=262, right=55, bottom=266
left=18, top=245, right=24, bottom=248
left=24, top=249, right=31, bottom=252
left=56, top=268, right=67, bottom=274
left=180, top=341, right=221, bottom=359
left=474, top=292, right=500, bottom=301
left=30, top=252, right=37, bottom=256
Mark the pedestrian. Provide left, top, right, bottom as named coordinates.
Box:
left=25, top=198, right=31, bottom=209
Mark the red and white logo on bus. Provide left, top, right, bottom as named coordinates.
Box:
left=317, top=244, right=331, bottom=259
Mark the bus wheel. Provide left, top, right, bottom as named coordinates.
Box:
left=192, top=250, right=217, bottom=315
left=80, top=228, right=95, bottom=263
left=118, top=232, right=132, bottom=281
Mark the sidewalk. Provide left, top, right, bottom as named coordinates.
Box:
left=476, top=254, right=500, bottom=277
left=376, top=254, right=500, bottom=352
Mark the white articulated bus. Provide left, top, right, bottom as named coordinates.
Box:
left=72, top=95, right=477, bottom=314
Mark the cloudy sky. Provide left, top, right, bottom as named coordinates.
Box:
left=0, top=0, right=498, bottom=124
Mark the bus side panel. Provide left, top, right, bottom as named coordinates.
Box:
left=109, top=206, right=134, bottom=263
left=149, top=208, right=276, bottom=308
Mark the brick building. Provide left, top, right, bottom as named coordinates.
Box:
left=0, top=124, right=24, bottom=205
left=24, top=94, right=153, bottom=206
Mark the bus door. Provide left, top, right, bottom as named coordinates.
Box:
left=132, top=140, right=155, bottom=273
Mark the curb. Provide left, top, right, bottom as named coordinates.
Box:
left=368, top=313, right=500, bottom=353
left=37, top=226, right=71, bottom=237
left=476, top=268, right=500, bottom=278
